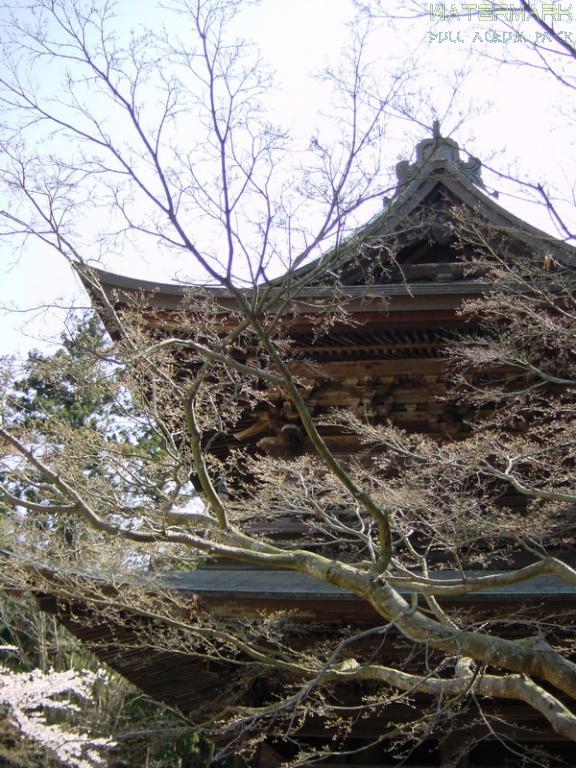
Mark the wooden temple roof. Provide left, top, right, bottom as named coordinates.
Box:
left=84, top=124, right=575, bottom=310
left=163, top=568, right=576, bottom=602
left=77, top=124, right=576, bottom=535
left=57, top=130, right=576, bottom=763
left=13, top=542, right=575, bottom=717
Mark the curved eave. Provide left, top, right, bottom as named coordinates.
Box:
left=84, top=265, right=492, bottom=308
left=80, top=266, right=230, bottom=303
left=288, top=167, right=576, bottom=283
left=82, top=267, right=492, bottom=342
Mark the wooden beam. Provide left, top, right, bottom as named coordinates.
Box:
left=234, top=415, right=271, bottom=442
left=292, top=358, right=447, bottom=379
left=294, top=341, right=446, bottom=354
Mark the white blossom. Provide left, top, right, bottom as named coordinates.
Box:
left=0, top=664, right=115, bottom=768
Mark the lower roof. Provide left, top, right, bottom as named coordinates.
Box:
left=163, top=568, right=576, bottom=601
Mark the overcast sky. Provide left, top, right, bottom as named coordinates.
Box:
left=1, top=0, right=575, bottom=357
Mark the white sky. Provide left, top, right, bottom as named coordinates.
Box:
left=1, top=0, right=576, bottom=357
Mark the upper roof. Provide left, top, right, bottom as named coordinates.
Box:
left=289, top=121, right=575, bottom=288
left=82, top=125, right=576, bottom=315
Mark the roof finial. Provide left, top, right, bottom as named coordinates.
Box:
left=394, top=123, right=484, bottom=192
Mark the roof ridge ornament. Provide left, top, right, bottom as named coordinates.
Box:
left=394, top=124, right=484, bottom=194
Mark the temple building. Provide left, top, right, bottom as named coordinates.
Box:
left=42, top=128, right=576, bottom=767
